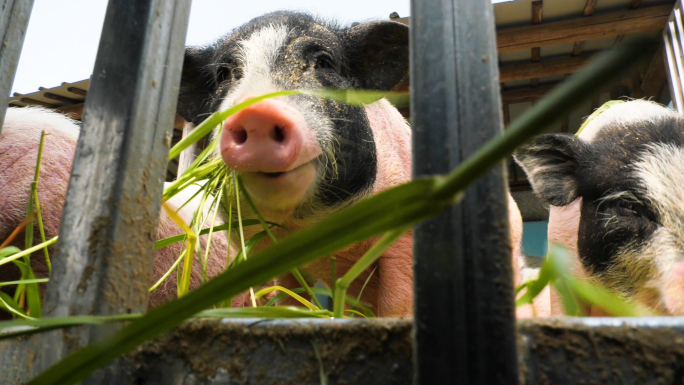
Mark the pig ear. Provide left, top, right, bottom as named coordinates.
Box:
left=344, top=21, right=409, bottom=91
left=514, top=134, right=583, bottom=207
left=177, top=47, right=216, bottom=125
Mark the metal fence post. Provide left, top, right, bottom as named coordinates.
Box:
left=0, top=0, right=34, bottom=135
left=411, top=0, right=519, bottom=384
left=0, top=1, right=191, bottom=383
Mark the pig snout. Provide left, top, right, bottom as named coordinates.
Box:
left=220, top=99, right=324, bottom=210
left=220, top=99, right=321, bottom=173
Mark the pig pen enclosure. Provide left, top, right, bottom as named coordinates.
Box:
left=0, top=0, right=683, bottom=384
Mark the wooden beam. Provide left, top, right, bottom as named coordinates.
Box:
left=19, top=97, right=54, bottom=108
left=573, top=0, right=598, bottom=55
left=501, top=82, right=558, bottom=103
left=631, top=71, right=644, bottom=98
left=561, top=114, right=570, bottom=133
left=502, top=102, right=511, bottom=126
left=610, top=84, right=632, bottom=99
left=572, top=41, right=584, bottom=56
left=583, top=0, right=598, bottom=17
left=500, top=54, right=590, bottom=82
left=591, top=93, right=601, bottom=111
left=497, top=5, right=671, bottom=52
left=641, top=42, right=667, bottom=100
left=530, top=1, right=543, bottom=87
left=66, top=86, right=88, bottom=96
left=43, top=92, right=80, bottom=104
left=532, top=1, right=543, bottom=24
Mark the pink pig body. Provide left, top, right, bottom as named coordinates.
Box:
left=0, top=107, right=231, bottom=309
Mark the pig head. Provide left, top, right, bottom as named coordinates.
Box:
left=515, top=100, right=684, bottom=316
left=177, top=11, right=525, bottom=317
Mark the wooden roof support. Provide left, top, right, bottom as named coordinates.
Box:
left=502, top=82, right=558, bottom=103
left=530, top=1, right=543, bottom=87
left=43, top=92, right=80, bottom=104
left=497, top=4, right=671, bottom=52
left=583, top=0, right=598, bottom=17
left=500, top=53, right=590, bottom=82
left=67, top=86, right=88, bottom=96
left=19, top=97, right=54, bottom=108
left=641, top=42, right=667, bottom=100
left=573, top=0, right=598, bottom=56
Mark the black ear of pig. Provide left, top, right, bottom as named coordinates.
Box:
left=513, top=134, right=583, bottom=207
left=344, top=20, right=409, bottom=91
left=177, top=47, right=217, bottom=126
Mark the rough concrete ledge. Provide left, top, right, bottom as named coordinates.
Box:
left=518, top=317, right=684, bottom=385
left=126, top=318, right=413, bottom=385
left=4, top=317, right=684, bottom=384
left=126, top=317, right=684, bottom=385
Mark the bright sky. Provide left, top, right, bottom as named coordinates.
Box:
left=11, top=0, right=513, bottom=95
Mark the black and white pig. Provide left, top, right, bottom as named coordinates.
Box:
left=514, top=100, right=684, bottom=315
left=176, top=11, right=526, bottom=317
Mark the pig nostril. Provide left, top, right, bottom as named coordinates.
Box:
left=274, top=126, right=285, bottom=143
left=232, top=129, right=247, bottom=145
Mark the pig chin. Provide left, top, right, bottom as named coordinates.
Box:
left=239, top=162, right=318, bottom=211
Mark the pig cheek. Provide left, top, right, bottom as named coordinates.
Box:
left=662, top=259, right=684, bottom=315
left=239, top=163, right=317, bottom=210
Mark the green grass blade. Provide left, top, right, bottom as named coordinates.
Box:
left=575, top=100, right=625, bottom=137
left=195, top=307, right=330, bottom=319
left=0, top=292, right=32, bottom=320
left=0, top=278, right=49, bottom=287
left=12, top=260, right=41, bottom=318
left=0, top=314, right=140, bottom=340
left=546, top=244, right=658, bottom=317
left=0, top=246, right=21, bottom=259
left=154, top=219, right=278, bottom=249
left=334, top=228, right=407, bottom=318
left=0, top=237, right=58, bottom=268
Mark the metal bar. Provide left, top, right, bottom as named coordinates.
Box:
left=668, top=20, right=684, bottom=102
left=674, top=4, right=684, bottom=62
left=411, top=0, right=518, bottom=384
left=0, top=0, right=34, bottom=135
left=0, top=1, right=191, bottom=383
left=664, top=17, right=684, bottom=112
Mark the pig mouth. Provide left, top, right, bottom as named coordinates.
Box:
left=253, top=159, right=316, bottom=179
left=260, top=171, right=286, bottom=178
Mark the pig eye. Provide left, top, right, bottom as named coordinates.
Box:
left=314, top=52, right=336, bottom=71
left=215, top=66, right=241, bottom=84
left=616, top=202, right=638, bottom=217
